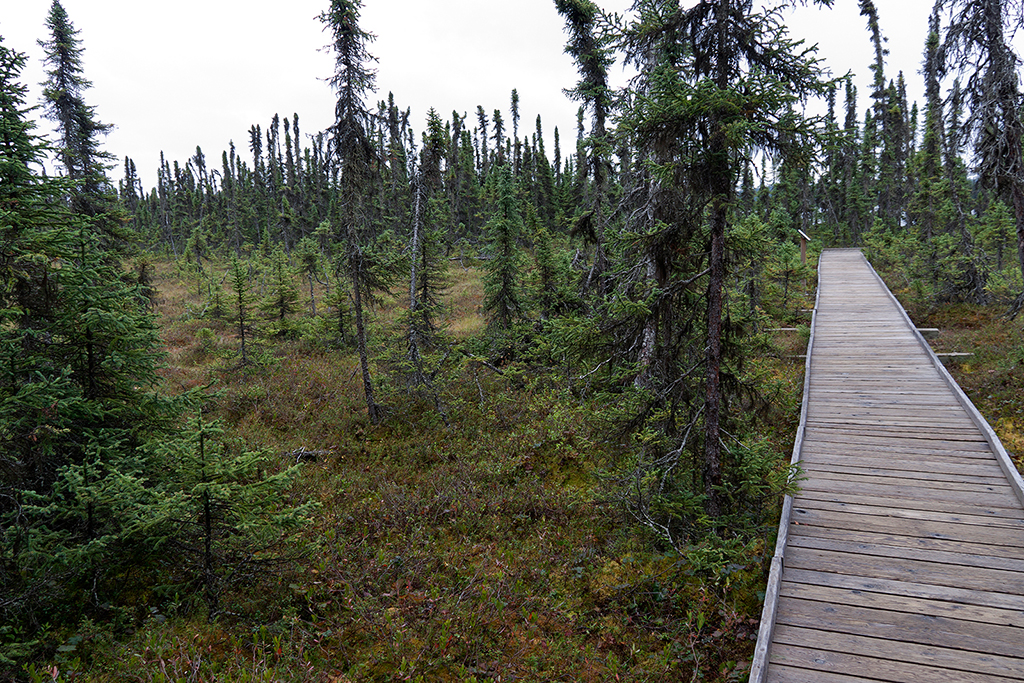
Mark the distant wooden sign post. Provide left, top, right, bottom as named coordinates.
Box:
left=797, top=229, right=810, bottom=266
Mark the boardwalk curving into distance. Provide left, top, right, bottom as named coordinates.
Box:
left=750, top=249, right=1024, bottom=683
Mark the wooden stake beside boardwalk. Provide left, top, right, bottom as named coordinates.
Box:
left=751, top=249, right=1024, bottom=683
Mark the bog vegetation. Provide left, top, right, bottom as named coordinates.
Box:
left=2, top=0, right=1022, bottom=680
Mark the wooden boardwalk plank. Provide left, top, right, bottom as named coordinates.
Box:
left=801, top=454, right=1008, bottom=475
left=783, top=545, right=1024, bottom=593
left=803, top=470, right=1009, bottom=490
left=793, top=491, right=1024, bottom=520
left=770, top=642, right=1022, bottom=683
left=792, top=481, right=1020, bottom=509
left=786, top=534, right=1024, bottom=572
left=750, top=249, right=1024, bottom=683
left=775, top=598, right=1023, bottom=658
left=786, top=525, right=1024, bottom=561
left=772, top=625, right=1024, bottom=680
left=782, top=566, right=1024, bottom=612
left=790, top=498, right=1024, bottom=530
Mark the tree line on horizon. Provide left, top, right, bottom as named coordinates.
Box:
left=119, top=2, right=1024, bottom=304
left=2, top=0, right=1023, bottom=674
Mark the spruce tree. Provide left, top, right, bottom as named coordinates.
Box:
left=483, top=166, right=527, bottom=332
left=511, top=89, right=522, bottom=175
left=0, top=36, right=191, bottom=668
left=295, top=236, right=323, bottom=316
left=390, top=111, right=454, bottom=423
left=475, top=105, right=490, bottom=179
left=321, top=0, right=400, bottom=424
left=492, top=109, right=506, bottom=167
left=39, top=0, right=125, bottom=250
left=261, top=246, right=301, bottom=335
left=555, top=0, right=614, bottom=292
left=229, top=256, right=257, bottom=367
left=534, top=225, right=575, bottom=319
left=613, top=0, right=832, bottom=525
left=146, top=412, right=316, bottom=619
left=938, top=0, right=1024, bottom=315
left=408, top=109, right=450, bottom=343
left=905, top=8, right=984, bottom=302
left=532, top=115, right=557, bottom=230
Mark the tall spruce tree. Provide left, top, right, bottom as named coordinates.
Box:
left=476, top=105, right=490, bottom=179
left=511, top=89, right=522, bottom=175
left=903, top=8, right=984, bottom=302
left=38, top=0, right=125, bottom=251
left=0, top=36, right=182, bottom=668
left=937, top=0, right=1024, bottom=315
left=321, top=0, right=400, bottom=424
left=555, top=0, right=614, bottom=293
left=614, top=0, right=833, bottom=525
left=483, top=165, right=527, bottom=332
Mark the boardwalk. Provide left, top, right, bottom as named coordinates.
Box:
left=751, top=249, right=1024, bottom=683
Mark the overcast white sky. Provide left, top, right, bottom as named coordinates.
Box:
left=0, top=0, right=1002, bottom=190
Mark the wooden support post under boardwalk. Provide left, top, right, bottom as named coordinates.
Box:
left=749, top=248, right=1024, bottom=683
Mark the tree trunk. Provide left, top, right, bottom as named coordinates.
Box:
left=703, top=0, right=729, bottom=520
left=308, top=273, right=317, bottom=317
left=350, top=256, right=379, bottom=424
left=704, top=198, right=726, bottom=519
left=409, top=173, right=422, bottom=318
left=200, top=428, right=218, bottom=619
left=237, top=292, right=249, bottom=367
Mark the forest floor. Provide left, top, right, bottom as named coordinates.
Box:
left=31, top=257, right=1022, bottom=682
left=36, top=259, right=794, bottom=683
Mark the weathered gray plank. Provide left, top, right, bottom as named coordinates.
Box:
left=803, top=468, right=1008, bottom=489
left=775, top=598, right=1023, bottom=658
left=785, top=533, right=1024, bottom=572
left=800, top=431, right=992, bottom=451
left=787, top=524, right=1024, bottom=560
left=790, top=498, right=1024, bottom=530
left=778, top=582, right=1024, bottom=625
left=792, top=481, right=1020, bottom=510
left=789, top=506, right=1024, bottom=542
left=772, top=625, right=1024, bottom=680
left=767, top=664, right=889, bottom=683
left=781, top=566, right=1024, bottom=611
left=783, top=545, right=1024, bottom=594
left=797, top=454, right=1007, bottom=477
left=770, top=643, right=1022, bottom=683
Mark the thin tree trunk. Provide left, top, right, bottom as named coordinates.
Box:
left=703, top=1, right=729, bottom=520
left=350, top=257, right=379, bottom=424
left=634, top=255, right=658, bottom=389
left=200, top=428, right=218, bottom=619
left=704, top=198, right=726, bottom=519
left=237, top=291, right=248, bottom=366
left=308, top=273, right=317, bottom=317
left=409, top=172, right=422, bottom=320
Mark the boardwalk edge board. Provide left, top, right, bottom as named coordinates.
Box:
left=748, top=252, right=822, bottom=683
left=860, top=252, right=1024, bottom=509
